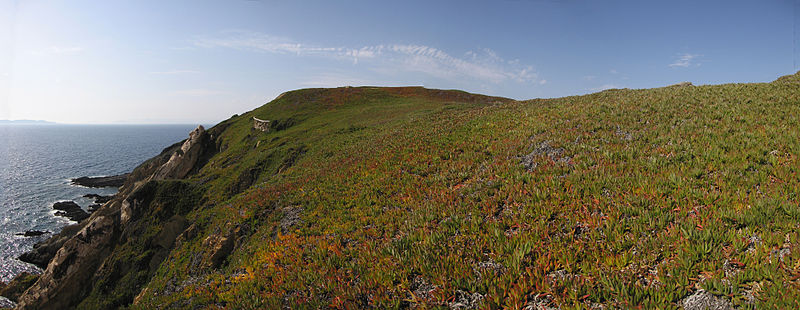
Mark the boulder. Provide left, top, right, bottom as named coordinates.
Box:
left=52, top=201, right=89, bottom=222
left=15, top=231, right=48, bottom=237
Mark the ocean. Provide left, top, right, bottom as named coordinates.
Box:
left=0, top=124, right=201, bottom=282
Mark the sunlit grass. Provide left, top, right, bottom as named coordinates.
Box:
left=133, top=75, right=800, bottom=308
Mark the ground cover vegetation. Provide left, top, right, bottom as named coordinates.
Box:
left=130, top=73, right=800, bottom=308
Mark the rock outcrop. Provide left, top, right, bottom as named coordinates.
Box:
left=253, top=117, right=270, bottom=132
left=16, top=215, right=118, bottom=310
left=18, top=224, right=82, bottom=269
left=71, top=174, right=129, bottom=188
left=15, top=231, right=48, bottom=237
left=151, top=126, right=210, bottom=180
left=51, top=201, right=89, bottom=222
left=669, top=81, right=693, bottom=87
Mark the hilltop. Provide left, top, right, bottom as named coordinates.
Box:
left=6, top=74, right=800, bottom=309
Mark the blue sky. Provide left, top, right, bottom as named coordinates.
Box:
left=0, top=0, right=797, bottom=124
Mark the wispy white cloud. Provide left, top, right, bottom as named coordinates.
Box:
left=32, top=46, right=84, bottom=55
left=149, top=70, right=201, bottom=75
left=170, top=89, right=226, bottom=96
left=192, top=31, right=540, bottom=84
left=669, top=53, right=701, bottom=68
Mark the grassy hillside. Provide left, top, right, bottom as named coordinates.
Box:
left=129, top=75, right=800, bottom=308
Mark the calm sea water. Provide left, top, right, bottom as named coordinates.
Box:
left=0, top=124, right=200, bottom=282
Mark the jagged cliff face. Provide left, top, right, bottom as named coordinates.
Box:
left=15, top=126, right=216, bottom=309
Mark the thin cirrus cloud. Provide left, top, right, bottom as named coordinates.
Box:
left=669, top=53, right=701, bottom=68
left=149, top=70, right=201, bottom=75
left=192, top=31, right=540, bottom=85
left=170, top=89, right=227, bottom=96
left=31, top=46, right=84, bottom=55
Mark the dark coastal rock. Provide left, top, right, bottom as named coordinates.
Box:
left=0, top=272, right=39, bottom=302
left=82, top=194, right=113, bottom=204
left=0, top=297, right=14, bottom=309
left=52, top=201, right=89, bottom=222
left=71, top=174, right=129, bottom=188
left=18, top=224, right=82, bottom=269
left=87, top=204, right=101, bottom=213
left=15, top=231, right=48, bottom=237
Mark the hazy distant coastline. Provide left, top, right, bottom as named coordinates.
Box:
left=0, top=120, right=57, bottom=125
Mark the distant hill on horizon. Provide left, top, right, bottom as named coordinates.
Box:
left=0, top=120, right=57, bottom=125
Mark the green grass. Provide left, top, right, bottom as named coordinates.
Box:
left=131, top=76, right=800, bottom=309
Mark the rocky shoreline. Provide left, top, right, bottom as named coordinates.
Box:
left=2, top=125, right=215, bottom=309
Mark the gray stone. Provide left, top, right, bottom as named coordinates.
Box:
left=681, top=289, right=732, bottom=310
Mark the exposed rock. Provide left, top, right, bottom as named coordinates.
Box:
left=52, top=201, right=89, bottom=222
left=746, top=234, right=762, bottom=253
left=82, top=194, right=113, bottom=204
left=448, top=290, right=484, bottom=309
left=409, top=276, right=437, bottom=303
left=152, top=125, right=209, bottom=180
left=670, top=81, right=693, bottom=87
left=0, top=272, right=39, bottom=302
left=615, top=126, right=633, bottom=141
left=86, top=204, right=101, bottom=213
left=16, top=215, right=119, bottom=310
left=202, top=225, right=241, bottom=268
left=280, top=206, right=304, bottom=233
left=155, top=216, right=189, bottom=250
left=253, top=117, right=270, bottom=132
left=681, top=289, right=732, bottom=310
left=520, top=141, right=571, bottom=171
left=546, top=269, right=576, bottom=286
left=71, top=174, right=129, bottom=188
left=524, top=293, right=559, bottom=310
left=18, top=224, right=82, bottom=269
left=174, top=223, right=199, bottom=249
left=473, top=258, right=505, bottom=280
left=15, top=231, right=49, bottom=237
left=0, top=297, right=14, bottom=309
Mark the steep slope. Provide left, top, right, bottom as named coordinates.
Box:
left=11, top=76, right=800, bottom=308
